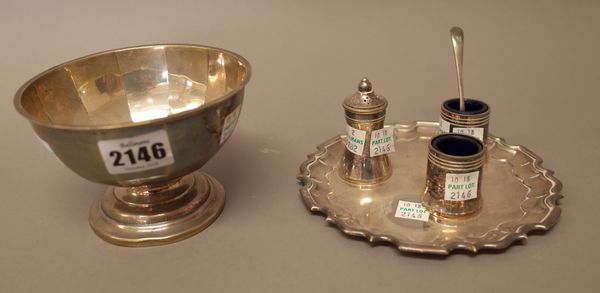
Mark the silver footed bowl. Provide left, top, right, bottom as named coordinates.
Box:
left=14, top=44, right=251, bottom=246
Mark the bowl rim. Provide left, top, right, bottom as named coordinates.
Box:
left=14, top=43, right=252, bottom=132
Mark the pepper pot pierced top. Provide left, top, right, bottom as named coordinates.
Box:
left=340, top=78, right=393, bottom=185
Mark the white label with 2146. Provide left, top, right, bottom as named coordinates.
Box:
left=370, top=127, right=395, bottom=157
left=444, top=171, right=479, bottom=201
left=98, top=129, right=174, bottom=174
left=394, top=200, right=430, bottom=222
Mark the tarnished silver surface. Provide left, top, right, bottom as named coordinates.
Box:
left=299, top=121, right=562, bottom=255
left=423, top=134, right=485, bottom=218
left=439, top=98, right=491, bottom=143
left=14, top=44, right=251, bottom=246
left=341, top=78, right=391, bottom=184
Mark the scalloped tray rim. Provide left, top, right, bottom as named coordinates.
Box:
left=298, top=120, right=563, bottom=255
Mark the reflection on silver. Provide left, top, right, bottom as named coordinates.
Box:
left=81, top=70, right=208, bottom=123
left=15, top=44, right=251, bottom=246
left=299, top=121, right=562, bottom=254
left=450, top=26, right=465, bottom=112
left=208, top=53, right=227, bottom=100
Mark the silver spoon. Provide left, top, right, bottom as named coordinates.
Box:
left=450, top=26, right=465, bottom=112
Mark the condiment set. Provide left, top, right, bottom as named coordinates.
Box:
left=14, top=28, right=562, bottom=254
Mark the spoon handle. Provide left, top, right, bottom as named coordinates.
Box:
left=450, top=26, right=465, bottom=112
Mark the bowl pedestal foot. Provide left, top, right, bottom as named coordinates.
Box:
left=89, top=171, right=225, bottom=246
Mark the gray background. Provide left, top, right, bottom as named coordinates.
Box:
left=1, top=0, right=598, bottom=292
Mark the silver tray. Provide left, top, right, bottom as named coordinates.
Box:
left=298, top=121, right=562, bottom=255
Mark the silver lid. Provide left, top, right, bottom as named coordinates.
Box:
left=343, top=78, right=387, bottom=114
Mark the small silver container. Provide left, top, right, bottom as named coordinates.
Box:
left=422, top=133, right=484, bottom=218
left=439, top=98, right=490, bottom=143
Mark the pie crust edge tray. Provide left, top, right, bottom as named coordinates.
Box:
left=298, top=121, right=563, bottom=255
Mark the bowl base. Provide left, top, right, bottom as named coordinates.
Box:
left=89, top=171, right=225, bottom=247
